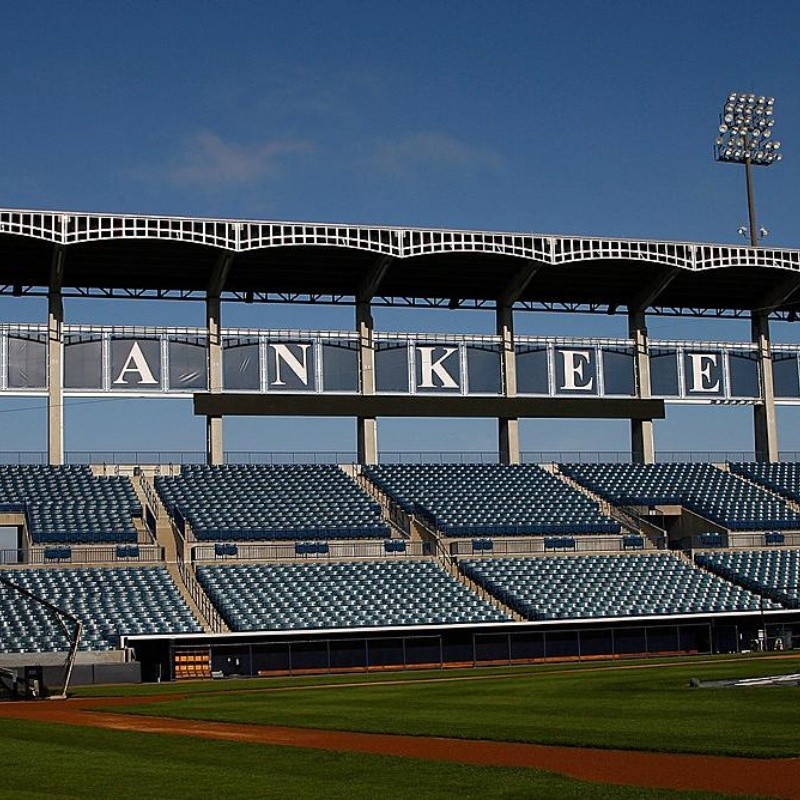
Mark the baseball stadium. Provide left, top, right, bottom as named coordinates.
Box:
left=0, top=206, right=799, bottom=798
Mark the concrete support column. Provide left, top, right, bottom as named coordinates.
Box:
left=629, top=310, right=655, bottom=464
left=497, top=305, right=520, bottom=465
left=752, top=312, right=779, bottom=462
left=206, top=295, right=224, bottom=465
left=47, top=290, right=64, bottom=465
left=356, top=301, right=378, bottom=464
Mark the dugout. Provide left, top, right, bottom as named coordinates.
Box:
left=125, top=609, right=800, bottom=681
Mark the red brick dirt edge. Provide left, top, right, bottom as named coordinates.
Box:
left=0, top=695, right=798, bottom=800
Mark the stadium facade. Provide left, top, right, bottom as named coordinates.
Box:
left=1, top=208, right=800, bottom=690
left=4, top=207, right=800, bottom=465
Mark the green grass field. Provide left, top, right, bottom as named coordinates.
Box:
left=116, top=654, right=800, bottom=758
left=0, top=719, right=768, bottom=800
left=2, top=653, right=798, bottom=799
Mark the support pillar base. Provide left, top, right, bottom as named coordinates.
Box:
left=357, top=416, right=378, bottom=465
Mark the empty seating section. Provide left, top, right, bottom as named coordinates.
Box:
left=730, top=462, right=800, bottom=505
left=0, top=465, right=139, bottom=544
left=0, top=567, right=201, bottom=653
left=197, top=559, right=510, bottom=631
left=561, top=462, right=800, bottom=531
left=459, top=552, right=771, bottom=621
left=695, top=549, right=800, bottom=609
left=363, top=464, right=619, bottom=536
left=155, top=464, right=388, bottom=541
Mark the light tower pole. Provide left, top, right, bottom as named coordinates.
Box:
left=714, top=92, right=783, bottom=461
left=714, top=92, right=782, bottom=246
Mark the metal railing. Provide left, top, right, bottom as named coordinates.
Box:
left=190, top=539, right=427, bottom=563
left=177, top=558, right=227, bottom=633
left=4, top=450, right=800, bottom=466
left=138, top=474, right=162, bottom=521
left=0, top=545, right=164, bottom=566
left=353, top=468, right=411, bottom=536
left=424, top=527, right=519, bottom=618
left=714, top=531, right=800, bottom=549
left=446, top=535, right=646, bottom=557
left=615, top=505, right=668, bottom=546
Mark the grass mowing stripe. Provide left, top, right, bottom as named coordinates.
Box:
left=72, top=651, right=799, bottom=699
left=0, top=719, right=754, bottom=800
left=115, top=656, right=800, bottom=758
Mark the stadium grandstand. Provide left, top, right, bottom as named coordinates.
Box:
left=1, top=207, right=800, bottom=688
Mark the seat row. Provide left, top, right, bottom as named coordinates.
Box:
left=0, top=466, right=141, bottom=544
left=364, top=464, right=619, bottom=537
left=459, top=552, right=777, bottom=621
left=0, top=566, right=202, bottom=653
left=197, top=559, right=510, bottom=631
left=731, top=462, right=800, bottom=506
left=695, top=548, right=800, bottom=609
left=561, top=462, right=800, bottom=531
left=156, top=464, right=389, bottom=542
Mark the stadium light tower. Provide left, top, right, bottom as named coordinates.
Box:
left=714, top=92, right=782, bottom=247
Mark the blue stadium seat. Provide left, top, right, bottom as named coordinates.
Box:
left=155, top=464, right=389, bottom=542
left=561, top=462, right=800, bottom=532
left=363, top=464, right=620, bottom=538
left=0, top=465, right=140, bottom=545
left=0, top=565, right=202, bottom=653
left=460, top=552, right=768, bottom=621
left=197, top=559, right=510, bottom=631
left=695, top=548, right=800, bottom=609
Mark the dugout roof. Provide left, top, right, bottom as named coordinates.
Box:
left=2, top=207, right=800, bottom=316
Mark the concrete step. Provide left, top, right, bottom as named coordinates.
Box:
left=431, top=544, right=524, bottom=622
left=345, top=465, right=413, bottom=539
left=550, top=467, right=667, bottom=549
left=135, top=475, right=184, bottom=561
left=164, top=561, right=227, bottom=633
left=127, top=476, right=219, bottom=631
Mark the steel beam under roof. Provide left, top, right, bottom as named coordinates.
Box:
left=194, top=393, right=666, bottom=420
left=3, top=207, right=800, bottom=315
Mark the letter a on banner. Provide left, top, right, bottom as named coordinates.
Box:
left=271, top=343, right=311, bottom=386
left=418, top=347, right=459, bottom=389
left=560, top=349, right=594, bottom=391
left=113, top=342, right=159, bottom=385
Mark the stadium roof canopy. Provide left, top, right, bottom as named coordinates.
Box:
left=2, top=207, right=800, bottom=317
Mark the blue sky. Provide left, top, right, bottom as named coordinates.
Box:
left=2, top=1, right=800, bottom=459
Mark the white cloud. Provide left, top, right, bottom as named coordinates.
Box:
left=161, top=131, right=314, bottom=188
left=368, top=132, right=505, bottom=178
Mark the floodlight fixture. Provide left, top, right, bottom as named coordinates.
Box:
left=738, top=225, right=769, bottom=242
left=714, top=92, right=782, bottom=247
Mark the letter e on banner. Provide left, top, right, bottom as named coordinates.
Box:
left=560, top=349, right=594, bottom=391
left=687, top=353, right=721, bottom=393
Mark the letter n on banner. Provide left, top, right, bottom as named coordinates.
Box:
left=267, top=342, right=316, bottom=390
